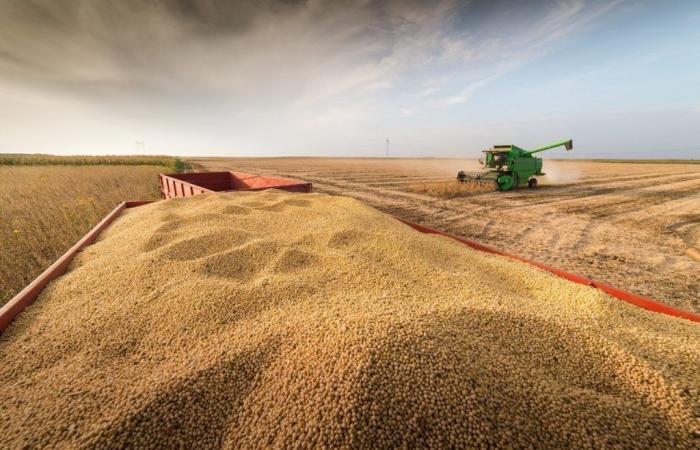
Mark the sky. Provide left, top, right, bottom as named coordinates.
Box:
left=0, top=0, right=698, bottom=158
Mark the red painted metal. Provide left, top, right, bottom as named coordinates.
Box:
left=3, top=199, right=697, bottom=334
left=0, top=201, right=156, bottom=333
left=159, top=171, right=312, bottom=199
left=395, top=217, right=700, bottom=323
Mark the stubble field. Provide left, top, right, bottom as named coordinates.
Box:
left=192, top=157, right=700, bottom=313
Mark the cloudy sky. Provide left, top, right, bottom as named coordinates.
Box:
left=0, top=0, right=698, bottom=158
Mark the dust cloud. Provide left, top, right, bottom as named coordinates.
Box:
left=541, top=161, right=581, bottom=185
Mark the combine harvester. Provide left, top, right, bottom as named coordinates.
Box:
left=457, top=139, right=573, bottom=191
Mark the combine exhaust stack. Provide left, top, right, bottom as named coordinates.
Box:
left=457, top=139, right=573, bottom=191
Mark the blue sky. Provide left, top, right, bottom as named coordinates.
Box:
left=464, top=0, right=700, bottom=158
left=0, top=0, right=698, bottom=158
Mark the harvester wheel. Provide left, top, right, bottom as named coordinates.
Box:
left=528, top=178, right=538, bottom=189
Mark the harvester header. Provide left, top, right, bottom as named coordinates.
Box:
left=458, top=138, right=573, bottom=191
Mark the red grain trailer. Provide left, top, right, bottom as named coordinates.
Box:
left=159, top=171, right=312, bottom=199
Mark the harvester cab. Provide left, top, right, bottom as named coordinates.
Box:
left=457, top=139, right=572, bottom=191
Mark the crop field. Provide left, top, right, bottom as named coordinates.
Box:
left=192, top=157, right=700, bottom=313
left=0, top=164, right=169, bottom=306
left=0, top=154, right=180, bottom=167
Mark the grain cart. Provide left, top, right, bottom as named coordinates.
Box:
left=457, top=139, right=573, bottom=191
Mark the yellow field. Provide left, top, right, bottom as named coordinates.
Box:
left=0, top=165, right=167, bottom=305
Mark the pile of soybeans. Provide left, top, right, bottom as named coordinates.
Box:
left=1, top=190, right=699, bottom=449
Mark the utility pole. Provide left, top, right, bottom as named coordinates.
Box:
left=386, top=137, right=389, bottom=158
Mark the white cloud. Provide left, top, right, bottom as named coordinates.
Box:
left=0, top=0, right=625, bottom=154
left=435, top=0, right=624, bottom=105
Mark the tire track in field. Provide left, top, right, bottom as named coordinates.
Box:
left=512, top=173, right=700, bottom=209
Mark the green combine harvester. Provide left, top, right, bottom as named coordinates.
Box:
left=457, top=139, right=573, bottom=191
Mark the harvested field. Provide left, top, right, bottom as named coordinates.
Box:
left=0, top=165, right=167, bottom=306
left=192, top=157, right=700, bottom=313
left=1, top=191, right=699, bottom=449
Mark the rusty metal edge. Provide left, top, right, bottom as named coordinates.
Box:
left=160, top=171, right=312, bottom=193
left=158, top=173, right=215, bottom=199
left=235, top=183, right=312, bottom=193
left=396, top=217, right=700, bottom=324
left=0, top=200, right=156, bottom=333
